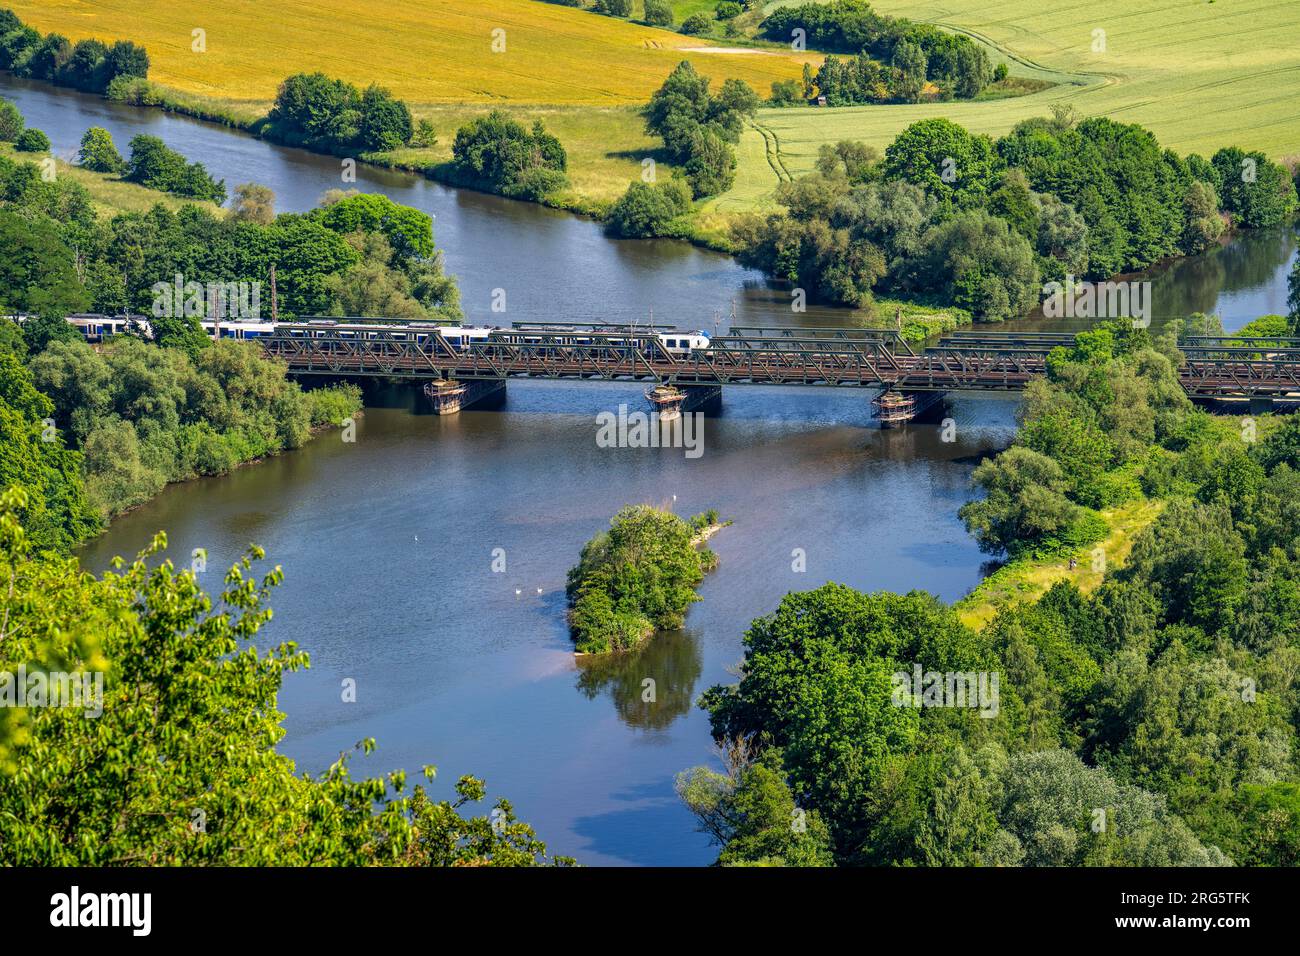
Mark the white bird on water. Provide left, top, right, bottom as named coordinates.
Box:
left=537, top=587, right=543, bottom=594
left=515, top=588, right=521, bottom=596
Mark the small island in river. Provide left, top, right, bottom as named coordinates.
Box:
left=566, top=505, right=724, bottom=655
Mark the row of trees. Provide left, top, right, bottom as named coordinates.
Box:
left=0, top=133, right=461, bottom=323
left=732, top=111, right=1298, bottom=320
left=264, top=72, right=415, bottom=154
left=680, top=321, right=1300, bottom=866
left=0, top=7, right=148, bottom=94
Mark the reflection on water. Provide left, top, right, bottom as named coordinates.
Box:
left=575, top=629, right=704, bottom=733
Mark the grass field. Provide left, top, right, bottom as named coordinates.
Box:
left=378, top=103, right=661, bottom=210
left=718, top=0, right=1300, bottom=212
left=0, top=142, right=223, bottom=217
left=6, top=0, right=815, bottom=106
left=955, top=498, right=1165, bottom=631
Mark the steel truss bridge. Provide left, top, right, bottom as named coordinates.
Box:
left=258, top=321, right=1300, bottom=402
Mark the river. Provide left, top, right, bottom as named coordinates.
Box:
left=5, top=75, right=1296, bottom=865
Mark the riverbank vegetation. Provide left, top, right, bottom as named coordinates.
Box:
left=0, top=7, right=147, bottom=95
left=567, top=505, right=721, bottom=654
left=730, top=113, right=1296, bottom=319
left=728, top=0, right=1300, bottom=211
left=0, top=133, right=468, bottom=547
left=680, top=318, right=1300, bottom=867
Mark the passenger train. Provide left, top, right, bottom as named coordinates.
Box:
left=55, top=314, right=712, bottom=357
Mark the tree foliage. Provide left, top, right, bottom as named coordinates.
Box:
left=566, top=505, right=717, bottom=654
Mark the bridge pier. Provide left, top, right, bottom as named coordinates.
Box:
left=871, top=389, right=946, bottom=427
left=646, top=384, right=722, bottom=421
left=421, top=378, right=506, bottom=415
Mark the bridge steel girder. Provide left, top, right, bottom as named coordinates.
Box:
left=259, top=324, right=1300, bottom=402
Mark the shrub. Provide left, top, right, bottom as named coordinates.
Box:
left=607, top=177, right=693, bottom=237
left=715, top=1, right=743, bottom=19
left=769, top=79, right=803, bottom=106
left=680, top=13, right=713, bottom=35
left=643, top=0, right=674, bottom=27
left=0, top=99, right=22, bottom=141
left=14, top=128, right=49, bottom=152
left=451, top=111, right=568, bottom=199
left=77, top=126, right=126, bottom=173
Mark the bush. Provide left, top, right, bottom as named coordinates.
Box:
left=566, top=505, right=717, bottom=654
left=680, top=13, right=713, bottom=35
left=715, top=1, right=743, bottom=19
left=0, top=99, right=22, bottom=141
left=643, top=0, right=674, bottom=27
left=306, top=384, right=363, bottom=428
left=607, top=178, right=693, bottom=237
left=594, top=0, right=632, bottom=15
left=451, top=111, right=568, bottom=200
left=14, top=128, right=49, bottom=152
left=77, top=126, right=126, bottom=173
left=769, top=79, right=803, bottom=106
left=124, top=134, right=226, bottom=202
left=267, top=73, right=413, bottom=154
left=992, top=62, right=1009, bottom=82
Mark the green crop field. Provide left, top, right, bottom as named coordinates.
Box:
left=715, top=0, right=1300, bottom=212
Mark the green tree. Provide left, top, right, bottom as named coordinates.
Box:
left=0, top=495, right=568, bottom=865
left=0, top=98, right=23, bottom=141
left=909, top=209, right=1039, bottom=321
left=606, top=177, right=692, bottom=237
left=566, top=505, right=716, bottom=653
left=0, top=210, right=90, bottom=318
left=684, top=127, right=737, bottom=198
left=77, top=126, right=126, bottom=173
left=890, top=38, right=927, bottom=102
left=1211, top=147, right=1298, bottom=228
left=14, top=128, right=49, bottom=152
left=0, top=356, right=101, bottom=551
left=451, top=111, right=568, bottom=200
left=643, top=0, right=674, bottom=27
left=959, top=446, right=1079, bottom=556
left=677, top=747, right=834, bottom=866
left=883, top=117, right=1002, bottom=210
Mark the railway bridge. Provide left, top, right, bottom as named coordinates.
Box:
left=258, top=320, right=1300, bottom=424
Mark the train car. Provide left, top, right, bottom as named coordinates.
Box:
left=65, top=313, right=150, bottom=343
left=656, top=330, right=709, bottom=357
left=200, top=319, right=276, bottom=340
left=436, top=326, right=494, bottom=348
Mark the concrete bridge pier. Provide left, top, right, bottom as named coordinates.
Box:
left=421, top=378, right=506, bottom=415
left=646, top=384, right=722, bottom=421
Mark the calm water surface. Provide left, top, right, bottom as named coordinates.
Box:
left=7, top=75, right=1295, bottom=865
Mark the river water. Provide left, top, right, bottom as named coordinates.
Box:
left=5, top=75, right=1296, bottom=865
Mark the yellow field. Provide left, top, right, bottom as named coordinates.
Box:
left=7, top=0, right=816, bottom=106
left=718, top=0, right=1300, bottom=211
